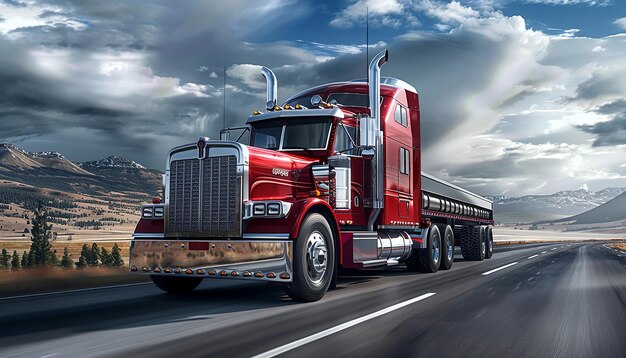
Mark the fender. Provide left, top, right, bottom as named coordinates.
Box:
left=289, top=197, right=342, bottom=264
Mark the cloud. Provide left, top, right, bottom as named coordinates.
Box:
left=330, top=0, right=404, bottom=28
left=522, top=0, right=610, bottom=5
left=577, top=115, right=626, bottom=146
left=615, top=17, right=626, bottom=30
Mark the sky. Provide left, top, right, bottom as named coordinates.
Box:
left=0, top=0, right=625, bottom=197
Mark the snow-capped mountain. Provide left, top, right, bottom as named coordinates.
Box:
left=487, top=187, right=626, bottom=224
left=78, top=155, right=146, bottom=170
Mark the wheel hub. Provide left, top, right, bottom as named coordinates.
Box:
left=432, top=235, right=440, bottom=264
left=306, top=231, right=327, bottom=285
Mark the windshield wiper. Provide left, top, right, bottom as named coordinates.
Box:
left=286, top=146, right=317, bottom=156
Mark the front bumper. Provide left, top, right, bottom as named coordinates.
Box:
left=129, top=239, right=293, bottom=282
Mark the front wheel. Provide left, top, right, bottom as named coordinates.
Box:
left=285, top=213, right=335, bottom=302
left=150, top=275, right=202, bottom=293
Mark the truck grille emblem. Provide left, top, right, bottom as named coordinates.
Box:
left=197, top=137, right=207, bottom=159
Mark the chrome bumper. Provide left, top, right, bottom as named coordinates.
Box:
left=129, top=239, right=293, bottom=282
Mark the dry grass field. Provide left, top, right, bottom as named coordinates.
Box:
left=610, top=243, right=626, bottom=252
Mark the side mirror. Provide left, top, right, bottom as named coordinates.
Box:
left=359, top=115, right=376, bottom=157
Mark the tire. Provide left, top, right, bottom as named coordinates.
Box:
left=460, top=226, right=485, bottom=261
left=406, top=225, right=441, bottom=273
left=150, top=275, right=202, bottom=293
left=439, top=225, right=454, bottom=270
left=485, top=226, right=494, bottom=259
left=285, top=213, right=335, bottom=302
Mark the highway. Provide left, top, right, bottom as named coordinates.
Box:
left=0, top=242, right=625, bottom=358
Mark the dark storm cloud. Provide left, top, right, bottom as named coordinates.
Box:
left=566, top=67, right=626, bottom=102
left=577, top=115, right=626, bottom=146
left=0, top=0, right=27, bottom=8
left=594, top=99, right=626, bottom=115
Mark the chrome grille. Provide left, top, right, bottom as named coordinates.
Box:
left=167, top=155, right=241, bottom=237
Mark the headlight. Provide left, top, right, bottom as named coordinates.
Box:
left=267, top=203, right=280, bottom=215
left=253, top=203, right=266, bottom=216
left=142, top=207, right=153, bottom=218
left=141, top=205, right=164, bottom=219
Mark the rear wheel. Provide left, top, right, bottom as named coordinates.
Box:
left=406, top=225, right=441, bottom=273
left=150, top=275, right=202, bottom=293
left=485, top=226, right=494, bottom=259
left=285, top=213, right=335, bottom=302
left=460, top=226, right=485, bottom=261
left=439, top=225, right=454, bottom=270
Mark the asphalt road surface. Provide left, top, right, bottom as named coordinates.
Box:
left=1, top=242, right=625, bottom=358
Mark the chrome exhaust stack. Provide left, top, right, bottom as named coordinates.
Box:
left=364, top=49, right=388, bottom=230
left=261, top=66, right=278, bottom=111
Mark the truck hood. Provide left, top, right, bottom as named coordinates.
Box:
left=246, top=146, right=318, bottom=201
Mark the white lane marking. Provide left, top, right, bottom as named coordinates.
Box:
left=0, top=282, right=151, bottom=301
left=528, top=254, right=539, bottom=259
left=252, top=293, right=437, bottom=358
left=540, top=251, right=547, bottom=254
left=550, top=248, right=557, bottom=251
left=481, top=262, right=518, bottom=276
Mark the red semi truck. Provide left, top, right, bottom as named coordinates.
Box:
left=130, top=50, right=494, bottom=301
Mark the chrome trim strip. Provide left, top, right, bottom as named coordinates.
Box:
left=132, top=233, right=165, bottom=238
left=242, top=233, right=290, bottom=240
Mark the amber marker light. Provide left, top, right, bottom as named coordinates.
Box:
left=208, top=269, right=217, bottom=275
left=254, top=272, right=264, bottom=278
left=279, top=272, right=290, bottom=280
left=231, top=271, right=240, bottom=277
left=219, top=270, right=228, bottom=276
left=266, top=272, right=276, bottom=278
left=284, top=104, right=292, bottom=109
left=196, top=269, right=205, bottom=275
left=164, top=267, right=172, bottom=273
left=153, top=267, right=162, bottom=273
left=174, top=268, right=182, bottom=274
left=274, top=105, right=282, bottom=111
left=185, top=269, right=193, bottom=275
left=295, top=104, right=303, bottom=109
left=243, top=271, right=252, bottom=277
left=253, top=110, right=261, bottom=115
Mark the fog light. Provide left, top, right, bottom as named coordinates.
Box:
left=154, top=206, right=164, bottom=217
left=253, top=203, right=266, bottom=216
left=266, top=272, right=276, bottom=279
left=267, top=203, right=280, bottom=215
left=142, top=207, right=153, bottom=218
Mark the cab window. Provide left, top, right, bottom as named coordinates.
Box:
left=334, top=124, right=359, bottom=155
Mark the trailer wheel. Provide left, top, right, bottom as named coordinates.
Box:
left=150, top=275, right=202, bottom=294
left=406, top=225, right=441, bottom=273
left=460, top=226, right=485, bottom=261
left=285, top=213, right=335, bottom=302
left=485, top=226, right=494, bottom=259
left=439, top=225, right=454, bottom=270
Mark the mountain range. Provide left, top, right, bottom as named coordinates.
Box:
left=486, top=187, right=626, bottom=224
left=0, top=143, right=161, bottom=199
left=552, top=191, right=626, bottom=225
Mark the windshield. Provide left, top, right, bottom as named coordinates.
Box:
left=250, top=117, right=332, bottom=151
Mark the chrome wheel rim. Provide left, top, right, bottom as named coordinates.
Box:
left=432, top=235, right=440, bottom=265
left=306, top=231, right=327, bottom=285
left=481, top=237, right=486, bottom=255
left=447, top=235, right=454, bottom=261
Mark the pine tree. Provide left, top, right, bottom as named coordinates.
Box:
left=27, top=250, right=35, bottom=267
left=100, top=247, right=112, bottom=266
left=0, top=248, right=9, bottom=269
left=88, top=243, right=100, bottom=266
left=76, top=244, right=89, bottom=268
left=21, top=251, right=28, bottom=267
left=11, top=250, right=19, bottom=270
left=30, top=205, right=54, bottom=266
left=60, top=247, right=73, bottom=268
left=111, top=243, right=124, bottom=266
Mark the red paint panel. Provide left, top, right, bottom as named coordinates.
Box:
left=134, top=219, right=164, bottom=234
